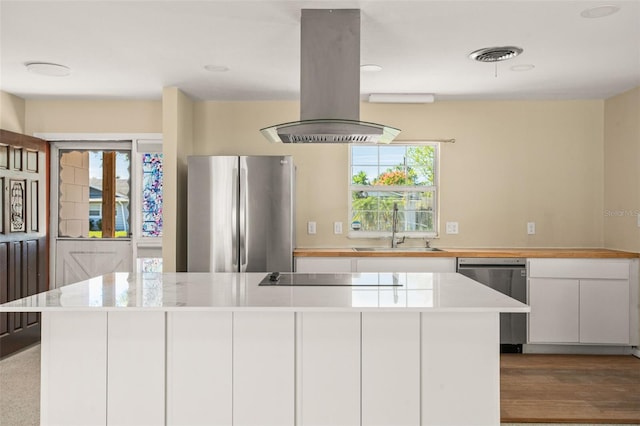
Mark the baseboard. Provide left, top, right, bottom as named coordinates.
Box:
left=523, top=344, right=634, bottom=355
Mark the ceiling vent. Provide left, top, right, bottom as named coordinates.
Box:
left=469, top=46, right=523, bottom=63
left=260, top=9, right=401, bottom=144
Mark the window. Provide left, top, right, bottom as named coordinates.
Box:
left=141, top=152, right=163, bottom=237
left=58, top=149, right=131, bottom=238
left=349, top=143, right=438, bottom=236
left=136, top=141, right=163, bottom=272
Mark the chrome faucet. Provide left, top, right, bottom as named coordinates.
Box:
left=391, top=203, right=405, bottom=248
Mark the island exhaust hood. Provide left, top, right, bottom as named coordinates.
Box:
left=260, top=9, right=401, bottom=144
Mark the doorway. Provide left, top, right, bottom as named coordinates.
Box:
left=46, top=134, right=162, bottom=288
left=0, top=130, right=48, bottom=357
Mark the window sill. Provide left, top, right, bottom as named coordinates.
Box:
left=347, top=232, right=439, bottom=239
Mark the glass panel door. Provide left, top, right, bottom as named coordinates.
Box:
left=52, top=142, right=133, bottom=287
left=58, top=149, right=131, bottom=239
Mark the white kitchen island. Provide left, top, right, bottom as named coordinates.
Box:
left=0, top=272, right=529, bottom=426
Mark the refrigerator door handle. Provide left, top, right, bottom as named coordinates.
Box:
left=239, top=166, right=248, bottom=271
left=232, top=167, right=239, bottom=269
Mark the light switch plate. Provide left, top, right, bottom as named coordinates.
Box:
left=527, top=222, right=536, bottom=235
left=334, top=222, right=343, bottom=234
left=637, top=213, right=640, bottom=228
left=307, top=221, right=316, bottom=235
left=445, top=222, right=459, bottom=234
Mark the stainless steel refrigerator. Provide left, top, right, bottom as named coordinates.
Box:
left=187, top=155, right=295, bottom=272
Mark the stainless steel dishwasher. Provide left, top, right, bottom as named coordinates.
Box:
left=457, top=258, right=527, bottom=353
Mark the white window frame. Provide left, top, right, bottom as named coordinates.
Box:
left=348, top=141, right=440, bottom=239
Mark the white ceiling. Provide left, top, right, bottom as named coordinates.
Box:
left=1, top=0, right=639, bottom=102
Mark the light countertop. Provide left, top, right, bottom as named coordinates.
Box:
left=293, top=248, right=640, bottom=258
left=0, top=272, right=529, bottom=313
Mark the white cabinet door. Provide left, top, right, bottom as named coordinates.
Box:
left=362, top=312, right=420, bottom=426
left=580, top=280, right=630, bottom=344
left=295, top=257, right=354, bottom=272
left=166, top=312, right=233, bottom=426
left=528, top=278, right=579, bottom=343
left=297, top=312, right=360, bottom=426
left=421, top=312, right=500, bottom=425
left=356, top=257, right=456, bottom=272
left=233, top=312, right=295, bottom=426
left=107, top=311, right=166, bottom=426
left=40, top=312, right=107, bottom=426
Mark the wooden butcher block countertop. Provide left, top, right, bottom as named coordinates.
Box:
left=293, top=248, right=640, bottom=258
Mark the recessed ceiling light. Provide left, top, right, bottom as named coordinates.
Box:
left=580, top=5, right=620, bottom=18
left=204, top=64, right=229, bottom=72
left=25, top=62, right=71, bottom=77
left=361, top=64, right=382, bottom=72
left=510, top=64, right=535, bottom=72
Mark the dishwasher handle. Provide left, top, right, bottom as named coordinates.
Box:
left=457, top=257, right=526, bottom=268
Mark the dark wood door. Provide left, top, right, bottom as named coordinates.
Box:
left=0, top=129, right=49, bottom=358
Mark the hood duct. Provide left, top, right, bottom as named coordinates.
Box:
left=260, top=9, right=401, bottom=144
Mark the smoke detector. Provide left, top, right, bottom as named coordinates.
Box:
left=469, top=46, right=523, bottom=63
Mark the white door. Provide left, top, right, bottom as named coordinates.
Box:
left=48, top=136, right=163, bottom=287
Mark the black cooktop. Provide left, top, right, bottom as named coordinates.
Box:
left=258, top=272, right=404, bottom=287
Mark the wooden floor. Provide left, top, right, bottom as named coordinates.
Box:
left=500, top=354, right=640, bottom=424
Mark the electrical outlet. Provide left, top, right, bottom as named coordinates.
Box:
left=307, top=221, right=316, bottom=235
left=527, top=222, right=536, bottom=235
left=334, top=221, right=343, bottom=234
left=445, top=222, right=459, bottom=234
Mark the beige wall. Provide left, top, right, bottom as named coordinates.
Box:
left=194, top=99, right=605, bottom=249
left=24, top=99, right=161, bottom=134
left=162, top=88, right=194, bottom=272
left=0, top=90, right=26, bottom=133
left=603, top=86, right=640, bottom=253
left=9, top=95, right=628, bottom=254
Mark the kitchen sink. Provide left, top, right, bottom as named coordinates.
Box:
left=353, top=247, right=444, bottom=252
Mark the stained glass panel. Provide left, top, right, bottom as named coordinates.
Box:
left=138, top=258, right=163, bottom=273
left=141, top=153, right=163, bottom=237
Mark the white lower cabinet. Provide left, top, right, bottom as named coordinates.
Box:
left=356, top=257, right=456, bottom=272
left=362, top=312, right=421, bottom=426
left=297, top=312, right=361, bottom=426
left=40, top=312, right=108, bottom=426
left=421, top=312, right=500, bottom=425
left=42, top=309, right=502, bottom=426
left=295, top=256, right=456, bottom=273
left=579, top=279, right=630, bottom=344
left=107, top=312, right=166, bottom=426
left=295, top=257, right=354, bottom=272
left=528, top=258, right=636, bottom=346
left=233, top=312, right=295, bottom=426
left=296, top=311, right=497, bottom=426
left=165, top=311, right=293, bottom=426
left=166, top=312, right=233, bottom=426
left=529, top=278, right=579, bottom=343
